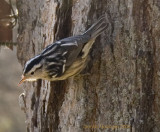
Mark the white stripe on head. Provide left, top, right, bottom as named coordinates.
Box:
left=30, top=63, right=42, bottom=73
left=25, top=55, right=40, bottom=67
left=23, top=55, right=41, bottom=74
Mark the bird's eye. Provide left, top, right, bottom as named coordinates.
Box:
left=31, top=72, right=34, bottom=75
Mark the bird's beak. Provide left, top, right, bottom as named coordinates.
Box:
left=18, top=75, right=26, bottom=86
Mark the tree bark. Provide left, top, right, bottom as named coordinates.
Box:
left=17, top=0, right=160, bottom=132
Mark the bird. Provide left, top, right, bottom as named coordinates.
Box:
left=19, top=16, right=107, bottom=85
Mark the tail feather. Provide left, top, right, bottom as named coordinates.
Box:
left=83, top=15, right=108, bottom=39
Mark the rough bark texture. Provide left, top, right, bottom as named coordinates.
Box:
left=17, top=0, right=160, bottom=132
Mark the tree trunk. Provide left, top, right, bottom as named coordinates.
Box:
left=17, top=0, right=160, bottom=132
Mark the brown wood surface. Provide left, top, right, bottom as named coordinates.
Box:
left=17, top=0, right=160, bottom=132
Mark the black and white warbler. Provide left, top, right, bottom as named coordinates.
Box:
left=19, top=16, right=107, bottom=85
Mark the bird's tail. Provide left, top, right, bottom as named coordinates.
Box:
left=83, top=15, right=108, bottom=39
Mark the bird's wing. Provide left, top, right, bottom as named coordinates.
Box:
left=41, top=35, right=90, bottom=78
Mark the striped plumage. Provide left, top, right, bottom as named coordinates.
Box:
left=19, top=16, right=107, bottom=84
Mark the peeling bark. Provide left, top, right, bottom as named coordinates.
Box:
left=17, top=0, right=160, bottom=132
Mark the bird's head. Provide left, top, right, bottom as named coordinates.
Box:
left=19, top=55, right=44, bottom=85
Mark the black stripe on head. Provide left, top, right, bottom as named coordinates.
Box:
left=24, top=55, right=43, bottom=74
